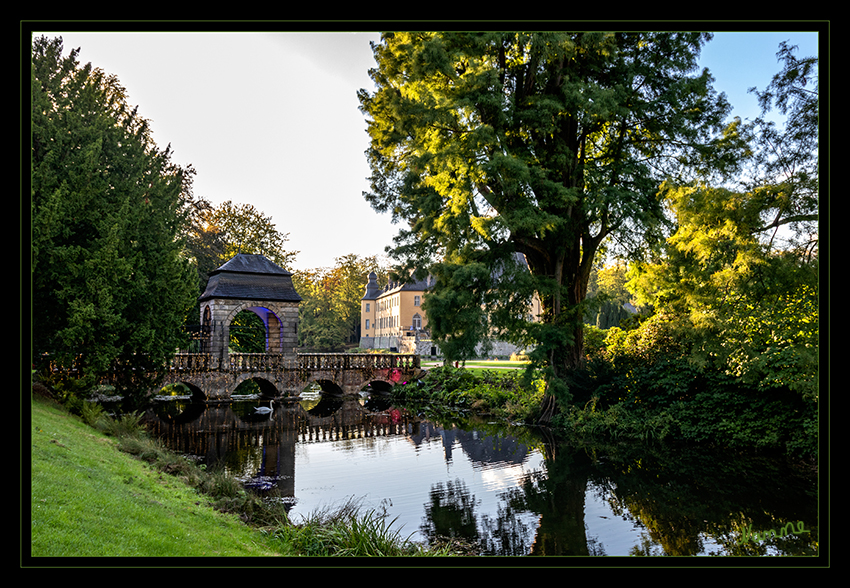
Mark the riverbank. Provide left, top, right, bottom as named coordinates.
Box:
left=30, top=395, right=285, bottom=557
left=28, top=394, right=456, bottom=560
left=396, top=364, right=818, bottom=464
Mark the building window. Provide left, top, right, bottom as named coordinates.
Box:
left=366, top=319, right=370, bottom=329
left=366, top=303, right=370, bottom=312
left=414, top=295, right=420, bottom=306
left=412, top=313, right=421, bottom=329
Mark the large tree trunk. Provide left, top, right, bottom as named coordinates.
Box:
left=529, top=239, right=594, bottom=426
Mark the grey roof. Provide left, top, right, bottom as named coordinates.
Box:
left=363, top=272, right=434, bottom=300
left=199, top=253, right=302, bottom=302
left=387, top=276, right=432, bottom=294
left=361, top=252, right=529, bottom=301
left=361, top=271, right=382, bottom=301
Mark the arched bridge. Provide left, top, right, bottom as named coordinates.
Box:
left=47, top=254, right=424, bottom=402
left=150, top=352, right=422, bottom=402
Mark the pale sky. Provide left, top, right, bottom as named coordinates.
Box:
left=31, top=27, right=820, bottom=272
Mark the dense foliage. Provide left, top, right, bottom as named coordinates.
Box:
left=359, top=32, right=745, bottom=422
left=31, top=36, right=197, bottom=405
left=559, top=315, right=817, bottom=457
left=380, top=38, right=819, bottom=458
left=558, top=44, right=819, bottom=458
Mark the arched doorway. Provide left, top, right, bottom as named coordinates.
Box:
left=229, top=307, right=283, bottom=353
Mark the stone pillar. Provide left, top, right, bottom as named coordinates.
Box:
left=267, top=311, right=282, bottom=353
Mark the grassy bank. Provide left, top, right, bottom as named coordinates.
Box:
left=28, top=394, right=453, bottom=559
left=30, top=395, right=289, bottom=557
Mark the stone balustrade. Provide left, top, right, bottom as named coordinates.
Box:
left=168, top=352, right=421, bottom=373
left=296, top=353, right=420, bottom=371
left=43, top=352, right=419, bottom=376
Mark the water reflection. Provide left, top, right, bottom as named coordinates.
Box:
left=142, top=396, right=818, bottom=557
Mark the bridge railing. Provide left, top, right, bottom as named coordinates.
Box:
left=220, top=352, right=420, bottom=372
left=43, top=352, right=420, bottom=377
left=295, top=353, right=420, bottom=371
left=170, top=353, right=221, bottom=372
left=228, top=353, right=298, bottom=372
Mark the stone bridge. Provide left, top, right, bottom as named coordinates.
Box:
left=154, top=352, right=422, bottom=402
left=43, top=254, right=424, bottom=403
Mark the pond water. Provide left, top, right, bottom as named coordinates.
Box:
left=141, top=391, right=819, bottom=557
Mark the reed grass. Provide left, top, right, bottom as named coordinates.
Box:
left=274, top=498, right=453, bottom=557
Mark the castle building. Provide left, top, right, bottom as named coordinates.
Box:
left=359, top=272, right=432, bottom=352
left=359, top=253, right=542, bottom=357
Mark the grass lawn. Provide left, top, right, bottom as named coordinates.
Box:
left=421, top=359, right=530, bottom=370
left=29, top=396, right=289, bottom=558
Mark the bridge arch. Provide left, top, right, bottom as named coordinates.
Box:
left=232, top=373, right=282, bottom=399
left=301, top=377, right=345, bottom=396
left=158, top=380, right=206, bottom=401
left=362, top=379, right=394, bottom=393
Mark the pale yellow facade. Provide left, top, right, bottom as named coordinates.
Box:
left=361, top=285, right=428, bottom=339
left=359, top=265, right=542, bottom=350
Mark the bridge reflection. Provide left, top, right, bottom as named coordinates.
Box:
left=143, top=393, right=419, bottom=507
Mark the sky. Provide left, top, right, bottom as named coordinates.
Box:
left=30, top=26, right=821, bottom=272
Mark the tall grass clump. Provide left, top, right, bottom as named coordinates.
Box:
left=273, top=498, right=451, bottom=557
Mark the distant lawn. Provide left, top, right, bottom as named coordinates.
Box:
left=420, top=360, right=534, bottom=379
left=465, top=360, right=530, bottom=368
left=422, top=360, right=530, bottom=369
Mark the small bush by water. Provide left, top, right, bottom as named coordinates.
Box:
left=392, top=365, right=545, bottom=422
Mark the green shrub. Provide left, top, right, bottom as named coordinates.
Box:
left=79, top=400, right=107, bottom=427
left=392, top=366, right=543, bottom=421
left=98, top=410, right=146, bottom=437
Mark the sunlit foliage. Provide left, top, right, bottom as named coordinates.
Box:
left=359, top=32, right=744, bottom=420
left=293, top=254, right=390, bottom=351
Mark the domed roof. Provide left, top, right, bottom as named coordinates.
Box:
left=199, top=253, right=302, bottom=303
left=361, top=271, right=382, bottom=300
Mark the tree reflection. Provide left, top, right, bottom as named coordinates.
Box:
left=501, top=453, right=593, bottom=556
left=584, top=443, right=819, bottom=556
left=420, top=479, right=480, bottom=549
left=478, top=503, right=536, bottom=556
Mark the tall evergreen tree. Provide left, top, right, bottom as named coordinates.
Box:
left=358, top=32, right=744, bottom=420
left=31, top=36, right=197, bottom=406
